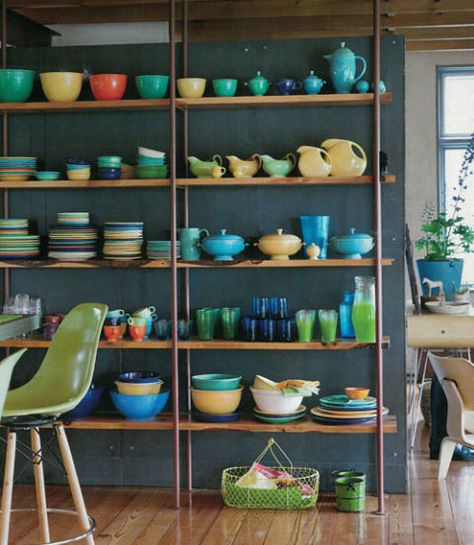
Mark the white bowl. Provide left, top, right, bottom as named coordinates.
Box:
left=138, top=146, right=165, bottom=159
left=250, top=386, right=303, bottom=414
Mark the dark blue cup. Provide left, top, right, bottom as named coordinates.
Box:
left=270, top=296, right=288, bottom=319
left=252, top=296, right=269, bottom=319
left=178, top=319, right=193, bottom=340
left=277, top=78, right=301, bottom=96
left=242, top=316, right=258, bottom=341
left=277, top=318, right=296, bottom=342
left=259, top=318, right=276, bottom=342
left=104, top=316, right=121, bottom=326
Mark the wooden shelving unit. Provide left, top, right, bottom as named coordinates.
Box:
left=0, top=258, right=393, bottom=269
left=0, top=179, right=170, bottom=189
left=0, top=98, right=170, bottom=113
left=63, top=413, right=397, bottom=433
left=0, top=335, right=390, bottom=350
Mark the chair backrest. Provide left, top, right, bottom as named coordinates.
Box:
left=28, top=303, right=107, bottom=408
left=0, top=349, right=27, bottom=417
left=428, top=352, right=474, bottom=411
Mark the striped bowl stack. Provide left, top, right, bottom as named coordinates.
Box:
left=0, top=218, right=40, bottom=259
left=48, top=212, right=98, bottom=260
left=146, top=240, right=180, bottom=260
left=103, top=222, right=144, bottom=260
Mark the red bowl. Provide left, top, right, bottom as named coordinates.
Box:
left=89, top=74, right=127, bottom=101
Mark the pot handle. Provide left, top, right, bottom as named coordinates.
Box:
left=212, top=154, right=223, bottom=166
left=350, top=142, right=367, bottom=164
left=354, top=56, right=367, bottom=83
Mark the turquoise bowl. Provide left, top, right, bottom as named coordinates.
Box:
left=212, top=78, right=238, bottom=97
left=0, top=69, right=35, bottom=102
left=110, top=389, right=169, bottom=420
left=35, top=171, right=61, bottom=181
left=66, top=163, right=90, bottom=170
left=192, top=373, right=242, bottom=391
left=135, top=75, right=169, bottom=99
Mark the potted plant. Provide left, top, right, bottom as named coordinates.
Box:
left=416, top=132, right=474, bottom=301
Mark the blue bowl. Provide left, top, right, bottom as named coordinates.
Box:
left=118, top=371, right=161, bottom=383
left=98, top=168, right=121, bottom=180
left=66, top=157, right=89, bottom=165
left=110, top=389, right=169, bottom=420
left=62, top=385, right=103, bottom=420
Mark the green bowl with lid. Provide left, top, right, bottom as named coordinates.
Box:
left=192, top=373, right=242, bottom=391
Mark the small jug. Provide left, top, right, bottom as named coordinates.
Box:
left=297, top=146, right=332, bottom=177
left=178, top=227, right=210, bottom=260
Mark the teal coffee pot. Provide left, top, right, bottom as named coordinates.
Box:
left=259, top=153, right=296, bottom=177
left=324, top=42, right=367, bottom=94
left=178, top=227, right=209, bottom=260
left=246, top=71, right=270, bottom=96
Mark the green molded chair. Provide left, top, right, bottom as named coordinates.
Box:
left=0, top=349, right=26, bottom=418
left=0, top=303, right=107, bottom=545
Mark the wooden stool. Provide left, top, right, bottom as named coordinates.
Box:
left=0, top=417, right=95, bottom=545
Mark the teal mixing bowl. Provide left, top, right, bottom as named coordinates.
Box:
left=135, top=75, right=169, bottom=99
left=35, top=171, right=61, bottom=181
left=192, top=373, right=242, bottom=391
left=0, top=69, right=35, bottom=102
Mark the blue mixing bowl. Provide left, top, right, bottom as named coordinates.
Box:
left=118, top=371, right=161, bottom=383
left=62, top=384, right=104, bottom=420
left=110, top=389, right=170, bottom=420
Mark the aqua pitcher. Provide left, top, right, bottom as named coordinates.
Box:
left=324, top=42, right=367, bottom=94
left=178, top=227, right=209, bottom=260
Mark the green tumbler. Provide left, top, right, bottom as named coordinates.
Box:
left=196, top=308, right=216, bottom=340
left=221, top=307, right=241, bottom=340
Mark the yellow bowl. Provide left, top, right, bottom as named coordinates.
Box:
left=177, top=78, right=206, bottom=98
left=40, top=72, right=83, bottom=102
left=191, top=386, right=243, bottom=414
left=115, top=380, right=163, bottom=396
left=345, top=387, right=370, bottom=400
left=67, top=169, right=91, bottom=181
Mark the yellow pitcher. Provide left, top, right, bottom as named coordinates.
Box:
left=320, top=139, right=367, bottom=176
left=297, top=146, right=332, bottom=177
left=226, top=154, right=262, bottom=178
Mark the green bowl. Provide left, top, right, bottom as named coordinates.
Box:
left=135, top=75, right=169, bottom=99
left=0, top=69, right=35, bottom=102
left=97, top=155, right=122, bottom=167
left=192, top=373, right=242, bottom=391
left=213, top=78, right=238, bottom=97
left=35, top=171, right=61, bottom=181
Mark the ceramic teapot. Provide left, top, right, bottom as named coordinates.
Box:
left=320, top=139, right=367, bottom=177
left=245, top=71, right=271, bottom=96
left=187, top=154, right=225, bottom=178
left=226, top=154, right=262, bottom=178
left=324, top=42, right=367, bottom=94
left=259, top=153, right=296, bottom=177
left=297, top=146, right=332, bottom=177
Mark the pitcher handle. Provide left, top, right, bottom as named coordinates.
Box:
left=251, top=153, right=262, bottom=169
left=199, top=228, right=210, bottom=239
left=350, top=142, right=367, bottom=164
left=284, top=153, right=297, bottom=167
left=212, top=154, right=223, bottom=166
left=319, top=148, right=332, bottom=166
left=354, top=56, right=367, bottom=83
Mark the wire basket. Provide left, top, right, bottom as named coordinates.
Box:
left=221, top=439, right=319, bottom=509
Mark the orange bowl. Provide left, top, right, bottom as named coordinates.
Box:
left=344, top=387, right=370, bottom=400
left=89, top=74, right=127, bottom=101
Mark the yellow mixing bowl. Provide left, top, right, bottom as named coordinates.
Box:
left=40, top=72, right=83, bottom=102
left=67, top=169, right=91, bottom=181
left=115, top=380, right=163, bottom=396
left=177, top=78, right=206, bottom=98
left=191, top=386, right=243, bottom=414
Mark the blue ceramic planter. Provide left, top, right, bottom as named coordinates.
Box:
left=416, top=259, right=463, bottom=301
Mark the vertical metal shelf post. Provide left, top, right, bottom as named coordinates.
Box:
left=168, top=0, right=181, bottom=509
left=1, top=0, right=9, bottom=301
left=373, top=0, right=385, bottom=515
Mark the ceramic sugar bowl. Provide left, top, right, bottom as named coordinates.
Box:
left=329, top=228, right=374, bottom=259
left=256, top=229, right=303, bottom=260
left=201, top=229, right=246, bottom=261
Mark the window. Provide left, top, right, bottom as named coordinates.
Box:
left=438, top=66, right=474, bottom=283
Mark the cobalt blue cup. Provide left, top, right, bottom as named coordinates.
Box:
left=277, top=78, right=301, bottom=96
left=300, top=216, right=330, bottom=259
left=242, top=316, right=258, bottom=341
left=269, top=296, right=288, bottom=319
left=252, top=296, right=269, bottom=319
left=259, top=318, right=276, bottom=342
left=276, top=318, right=296, bottom=341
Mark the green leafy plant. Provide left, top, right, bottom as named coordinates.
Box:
left=416, top=132, right=474, bottom=261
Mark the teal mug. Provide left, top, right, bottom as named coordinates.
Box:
left=128, top=316, right=147, bottom=327
left=179, top=228, right=209, bottom=260
left=107, top=309, right=125, bottom=319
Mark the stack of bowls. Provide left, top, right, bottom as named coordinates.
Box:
left=111, top=371, right=169, bottom=420
left=0, top=218, right=40, bottom=260
left=0, top=156, right=37, bottom=181
left=97, top=155, right=122, bottom=180
left=131, top=306, right=157, bottom=339
left=103, top=221, right=144, bottom=260
left=146, top=240, right=180, bottom=260
left=48, top=212, right=98, bottom=261
left=66, top=158, right=91, bottom=181
left=0, top=69, right=35, bottom=102
left=136, top=146, right=168, bottom=179
left=191, top=373, right=243, bottom=422
left=250, top=376, right=306, bottom=424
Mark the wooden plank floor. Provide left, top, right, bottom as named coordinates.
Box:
left=6, top=426, right=474, bottom=545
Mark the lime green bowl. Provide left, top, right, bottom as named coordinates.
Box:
left=192, top=373, right=242, bottom=391
left=0, top=69, right=35, bottom=102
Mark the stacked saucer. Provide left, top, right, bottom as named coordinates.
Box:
left=311, top=395, right=388, bottom=425
left=0, top=218, right=40, bottom=259
left=48, top=212, right=98, bottom=260
left=253, top=404, right=307, bottom=424
left=146, top=240, right=180, bottom=260
left=103, top=222, right=144, bottom=260
left=0, top=157, right=37, bottom=181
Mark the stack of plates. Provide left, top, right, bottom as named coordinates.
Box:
left=146, top=240, right=180, bottom=260
left=0, top=157, right=37, bottom=181
left=311, top=395, right=388, bottom=425
left=253, top=404, right=307, bottom=424
left=48, top=212, right=98, bottom=261
left=0, top=218, right=40, bottom=259
left=136, top=147, right=168, bottom=179
left=103, top=222, right=144, bottom=260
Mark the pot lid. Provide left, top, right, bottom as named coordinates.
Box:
left=205, top=229, right=244, bottom=241
left=332, top=228, right=373, bottom=241
left=305, top=70, right=322, bottom=81
left=249, top=70, right=268, bottom=83
left=259, top=228, right=301, bottom=242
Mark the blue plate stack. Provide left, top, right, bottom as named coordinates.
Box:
left=48, top=212, right=98, bottom=260
left=0, top=156, right=37, bottom=181
left=310, top=395, right=388, bottom=425
left=0, top=218, right=40, bottom=259
left=103, top=222, right=144, bottom=260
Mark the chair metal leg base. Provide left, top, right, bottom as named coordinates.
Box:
left=5, top=508, right=96, bottom=545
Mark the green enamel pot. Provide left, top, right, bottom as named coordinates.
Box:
left=0, top=69, right=35, bottom=102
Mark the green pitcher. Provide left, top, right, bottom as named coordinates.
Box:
left=178, top=227, right=209, bottom=260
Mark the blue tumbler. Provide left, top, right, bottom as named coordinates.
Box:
left=339, top=291, right=355, bottom=338
left=300, top=216, right=330, bottom=259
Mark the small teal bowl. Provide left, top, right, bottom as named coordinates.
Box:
left=192, top=373, right=242, bottom=391
left=135, top=75, right=169, bottom=99
left=35, top=171, right=61, bottom=181
left=110, top=389, right=169, bottom=420
left=66, top=163, right=90, bottom=170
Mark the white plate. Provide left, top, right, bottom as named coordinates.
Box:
left=425, top=301, right=471, bottom=315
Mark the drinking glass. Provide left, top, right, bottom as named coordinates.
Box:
left=252, top=296, right=269, bottom=319
left=258, top=318, right=276, bottom=342
left=242, top=316, right=258, bottom=341
left=276, top=318, right=296, bottom=341
left=178, top=319, right=193, bottom=340
left=270, top=296, right=288, bottom=319
left=196, top=308, right=217, bottom=340
left=295, top=309, right=316, bottom=342
left=318, top=309, right=338, bottom=343
left=221, top=307, right=241, bottom=340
